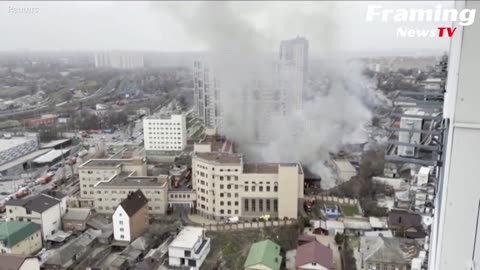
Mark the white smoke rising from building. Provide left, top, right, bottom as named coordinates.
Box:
left=166, top=2, right=377, bottom=188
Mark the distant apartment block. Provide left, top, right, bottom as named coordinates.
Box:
left=112, top=190, right=149, bottom=244
left=143, top=113, right=187, bottom=151
left=192, top=133, right=304, bottom=221
left=94, top=51, right=144, bottom=69
left=168, top=226, right=210, bottom=270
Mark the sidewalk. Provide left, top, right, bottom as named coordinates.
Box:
left=187, top=214, right=218, bottom=225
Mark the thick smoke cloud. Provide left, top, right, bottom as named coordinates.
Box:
left=165, top=2, right=376, bottom=189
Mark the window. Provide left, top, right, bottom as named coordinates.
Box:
left=266, top=200, right=271, bottom=211
left=235, top=201, right=239, bottom=206
left=259, top=200, right=263, bottom=211
left=252, top=199, right=256, bottom=211
left=120, top=235, right=124, bottom=239
left=274, top=199, right=278, bottom=211
left=252, top=186, right=256, bottom=192
left=120, top=228, right=124, bottom=232
left=245, top=199, right=249, bottom=211
left=119, top=220, right=124, bottom=225
left=184, top=250, right=192, bottom=257
left=245, top=186, right=249, bottom=192
left=259, top=186, right=263, bottom=192
left=220, top=201, right=224, bottom=206
left=266, top=186, right=270, bottom=192
left=274, top=185, right=278, bottom=192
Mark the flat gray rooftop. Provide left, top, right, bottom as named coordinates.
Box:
left=80, top=159, right=135, bottom=168
left=96, top=172, right=167, bottom=188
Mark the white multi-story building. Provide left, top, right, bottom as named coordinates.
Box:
left=143, top=113, right=187, bottom=152
left=168, top=226, right=211, bottom=270
left=5, top=194, right=63, bottom=240
left=429, top=1, right=480, bottom=269
left=112, top=190, right=149, bottom=243
left=94, top=51, right=144, bottom=69
left=398, top=109, right=425, bottom=157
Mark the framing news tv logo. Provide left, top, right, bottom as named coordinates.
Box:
left=366, top=5, right=476, bottom=38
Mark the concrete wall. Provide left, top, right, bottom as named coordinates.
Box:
left=430, top=1, right=480, bottom=269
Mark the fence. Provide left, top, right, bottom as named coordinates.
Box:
left=306, top=195, right=358, bottom=206
left=203, top=219, right=296, bottom=232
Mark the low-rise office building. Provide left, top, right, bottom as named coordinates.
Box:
left=168, top=226, right=210, bottom=270
left=192, top=134, right=304, bottom=221
left=0, top=221, right=42, bottom=255
left=93, top=173, right=168, bottom=215
left=62, top=208, right=93, bottom=233
left=78, top=157, right=147, bottom=207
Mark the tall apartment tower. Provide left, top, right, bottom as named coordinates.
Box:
left=428, top=1, right=480, bottom=269
left=278, top=37, right=309, bottom=111
left=193, top=60, right=221, bottom=130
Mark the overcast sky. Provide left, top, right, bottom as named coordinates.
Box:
left=0, top=1, right=454, bottom=56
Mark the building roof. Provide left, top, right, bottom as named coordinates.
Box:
left=364, top=230, right=394, bottom=238
left=195, top=152, right=242, bottom=164
left=333, top=160, right=356, bottom=173
left=169, top=226, right=204, bottom=249
left=118, top=190, right=148, bottom=217
left=79, top=158, right=137, bottom=168
left=360, top=236, right=419, bottom=265
left=244, top=240, right=282, bottom=270
left=0, top=254, right=37, bottom=270
left=0, top=149, right=50, bottom=172
left=0, top=137, right=34, bottom=153
left=5, top=193, right=60, bottom=213
left=343, top=218, right=372, bottom=231
left=41, top=190, right=67, bottom=200
left=45, top=229, right=100, bottom=267
left=32, top=149, right=69, bottom=164
left=244, top=163, right=279, bottom=174
left=388, top=210, right=422, bottom=229
left=39, top=139, right=71, bottom=149
left=0, top=221, right=41, bottom=248
left=96, top=173, right=167, bottom=188
left=63, top=208, right=92, bottom=221
left=196, top=134, right=233, bottom=153
left=295, top=240, right=333, bottom=269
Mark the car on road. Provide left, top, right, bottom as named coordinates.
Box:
left=259, top=214, right=271, bottom=222
left=225, top=216, right=239, bottom=224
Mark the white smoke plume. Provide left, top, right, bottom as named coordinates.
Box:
left=162, top=2, right=377, bottom=189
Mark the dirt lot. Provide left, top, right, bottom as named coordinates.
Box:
left=204, top=225, right=300, bottom=270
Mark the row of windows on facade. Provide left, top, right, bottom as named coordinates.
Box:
left=147, top=122, right=181, bottom=126
left=147, top=139, right=182, bottom=144
left=169, top=193, right=192, bottom=199
left=97, top=197, right=162, bottom=202
left=197, top=172, right=239, bottom=180
left=84, top=170, right=116, bottom=174
left=148, top=146, right=182, bottom=150
left=244, top=199, right=278, bottom=212
left=98, top=205, right=161, bottom=210
left=197, top=179, right=278, bottom=193
left=82, top=188, right=162, bottom=195
left=196, top=164, right=239, bottom=172
left=147, top=131, right=182, bottom=135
